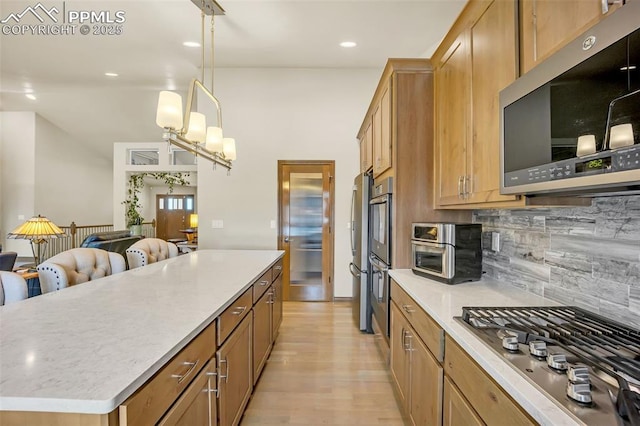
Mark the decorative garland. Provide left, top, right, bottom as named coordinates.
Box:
left=123, top=172, right=190, bottom=227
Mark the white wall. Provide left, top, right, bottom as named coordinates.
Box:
left=197, top=67, right=381, bottom=298
left=0, top=112, right=113, bottom=256
left=34, top=115, right=112, bottom=226
left=0, top=112, right=37, bottom=256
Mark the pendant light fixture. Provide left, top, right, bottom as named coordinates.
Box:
left=155, top=0, right=235, bottom=169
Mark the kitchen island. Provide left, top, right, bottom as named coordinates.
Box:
left=0, top=249, right=283, bottom=423
left=389, top=269, right=587, bottom=426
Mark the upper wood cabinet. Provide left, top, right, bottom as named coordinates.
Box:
left=435, top=0, right=519, bottom=207
left=519, top=0, right=620, bottom=75
left=373, top=81, right=392, bottom=177
left=359, top=120, right=373, bottom=173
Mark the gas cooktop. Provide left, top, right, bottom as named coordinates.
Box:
left=457, top=306, right=640, bottom=426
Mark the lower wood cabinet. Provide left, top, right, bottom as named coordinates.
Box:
left=390, top=301, right=443, bottom=426
left=444, top=335, right=535, bottom=426
left=217, top=313, right=253, bottom=426
left=253, top=287, right=273, bottom=383
left=443, top=376, right=484, bottom=426
left=271, top=273, right=283, bottom=340
left=158, top=358, right=218, bottom=426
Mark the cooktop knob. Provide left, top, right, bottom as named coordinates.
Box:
left=547, top=353, right=568, bottom=371
left=566, top=382, right=592, bottom=404
left=502, top=335, right=519, bottom=352
left=529, top=340, right=547, bottom=358
left=568, top=365, right=590, bottom=384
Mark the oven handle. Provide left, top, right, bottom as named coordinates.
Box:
left=369, top=255, right=389, bottom=273
left=411, top=240, right=452, bottom=250
left=369, top=194, right=389, bottom=205
left=349, top=262, right=366, bottom=278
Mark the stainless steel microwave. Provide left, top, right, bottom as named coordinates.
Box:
left=500, top=2, right=640, bottom=196
left=411, top=223, right=482, bottom=284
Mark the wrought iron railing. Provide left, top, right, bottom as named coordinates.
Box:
left=43, top=220, right=156, bottom=260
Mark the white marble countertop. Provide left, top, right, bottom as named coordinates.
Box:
left=0, top=249, right=284, bottom=414
left=388, top=269, right=583, bottom=426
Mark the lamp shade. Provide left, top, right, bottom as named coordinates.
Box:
left=189, top=213, right=199, bottom=228
left=223, top=138, right=237, bottom=161
left=7, top=215, right=65, bottom=243
left=185, top=112, right=207, bottom=143
left=609, top=123, right=634, bottom=149
left=156, top=91, right=183, bottom=130
left=206, top=126, right=223, bottom=152
left=576, top=134, right=596, bottom=157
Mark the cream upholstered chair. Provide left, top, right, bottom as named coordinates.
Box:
left=126, top=238, right=179, bottom=269
left=37, top=248, right=126, bottom=294
left=0, top=271, right=29, bottom=305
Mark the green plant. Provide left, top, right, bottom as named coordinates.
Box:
left=122, top=172, right=190, bottom=227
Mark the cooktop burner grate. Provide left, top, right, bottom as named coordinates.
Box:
left=461, top=306, right=640, bottom=384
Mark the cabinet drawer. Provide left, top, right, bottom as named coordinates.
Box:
left=390, top=280, right=444, bottom=362
left=444, top=336, right=536, bottom=426
left=252, top=269, right=272, bottom=304
left=272, top=258, right=283, bottom=280
left=119, top=322, right=216, bottom=426
left=218, top=286, right=253, bottom=345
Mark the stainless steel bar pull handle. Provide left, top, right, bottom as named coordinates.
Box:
left=259, top=280, right=269, bottom=286
left=232, top=306, right=247, bottom=315
left=402, top=304, right=416, bottom=314
left=219, top=358, right=229, bottom=382
left=171, top=360, right=199, bottom=384
left=458, top=176, right=463, bottom=198
left=274, top=265, right=282, bottom=271
left=206, top=371, right=218, bottom=397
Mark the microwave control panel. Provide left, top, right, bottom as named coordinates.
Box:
left=504, top=144, right=640, bottom=187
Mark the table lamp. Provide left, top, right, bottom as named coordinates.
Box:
left=7, top=215, right=65, bottom=266
left=188, top=213, right=198, bottom=243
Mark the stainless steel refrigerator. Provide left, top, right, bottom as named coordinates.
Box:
left=349, top=172, right=372, bottom=332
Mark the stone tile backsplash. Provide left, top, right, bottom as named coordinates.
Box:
left=473, top=195, right=640, bottom=328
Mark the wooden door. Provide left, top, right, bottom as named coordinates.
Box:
left=443, top=376, right=484, bottom=426
left=278, top=161, right=335, bottom=301
left=217, top=314, right=252, bottom=426
left=435, top=30, right=471, bottom=206
left=408, top=328, right=443, bottom=426
left=390, top=303, right=409, bottom=413
left=520, top=0, right=607, bottom=74
left=467, top=0, right=519, bottom=205
left=156, top=194, right=195, bottom=240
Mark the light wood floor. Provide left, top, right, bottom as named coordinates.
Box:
left=241, top=301, right=404, bottom=425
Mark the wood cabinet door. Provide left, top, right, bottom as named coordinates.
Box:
left=390, top=303, right=409, bottom=412
left=217, top=314, right=253, bottom=426
left=372, top=102, right=383, bottom=177
left=520, top=0, right=605, bottom=74
left=158, top=358, right=217, bottom=426
left=271, top=274, right=283, bottom=340
left=378, top=81, right=392, bottom=175
left=365, top=120, right=373, bottom=172
left=467, top=0, right=519, bottom=205
left=435, top=30, right=471, bottom=206
left=253, top=288, right=272, bottom=384
left=443, top=376, right=484, bottom=426
left=408, top=329, right=443, bottom=426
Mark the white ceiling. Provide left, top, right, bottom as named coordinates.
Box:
left=0, top=0, right=466, bottom=158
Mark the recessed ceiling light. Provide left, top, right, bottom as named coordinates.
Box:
left=183, top=41, right=201, bottom=48
left=105, top=72, right=119, bottom=77
left=25, top=94, right=36, bottom=100
left=340, top=41, right=357, bottom=48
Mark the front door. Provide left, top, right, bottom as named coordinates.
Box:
left=156, top=194, right=195, bottom=240
left=278, top=161, right=334, bottom=301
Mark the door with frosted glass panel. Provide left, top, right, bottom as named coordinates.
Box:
left=156, top=194, right=195, bottom=240
left=278, top=161, right=334, bottom=301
